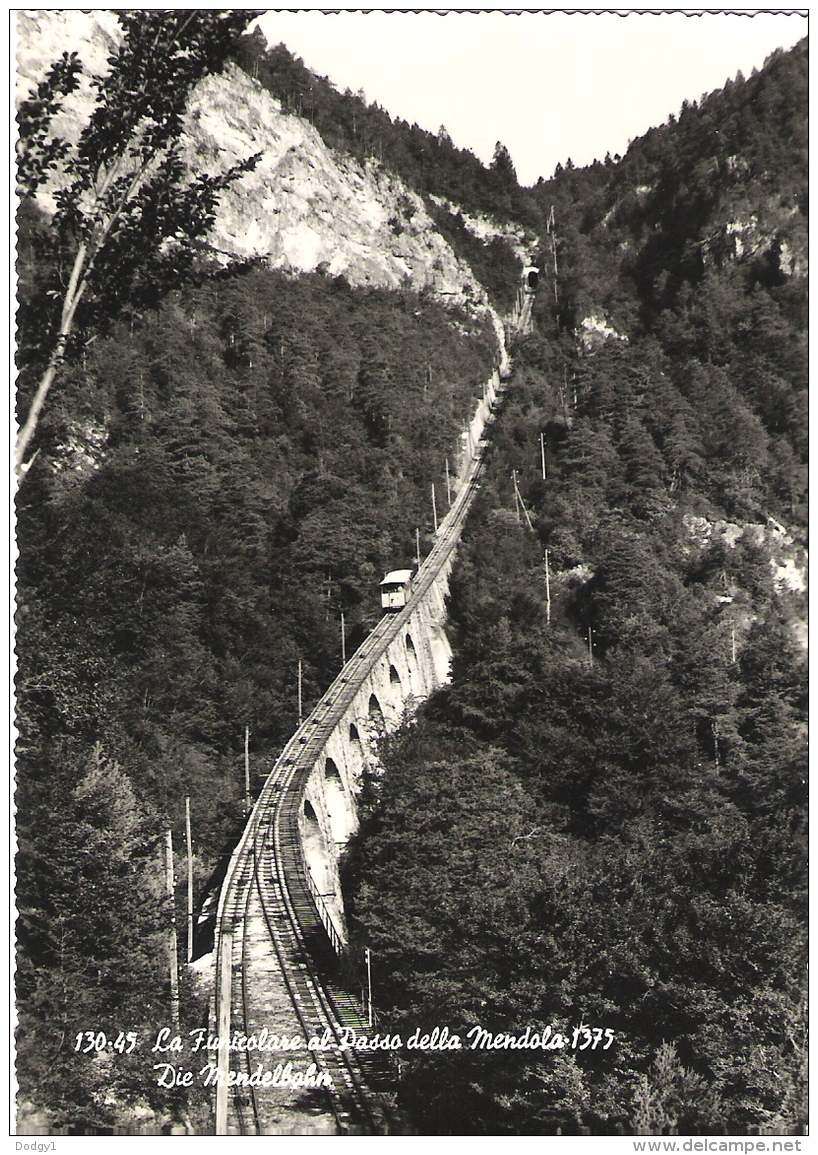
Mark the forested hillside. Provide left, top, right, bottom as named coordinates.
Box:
left=344, top=40, right=807, bottom=1136
left=15, top=13, right=806, bottom=1136
left=16, top=257, right=494, bottom=1130
left=533, top=40, right=807, bottom=529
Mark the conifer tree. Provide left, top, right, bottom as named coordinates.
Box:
left=15, top=10, right=260, bottom=477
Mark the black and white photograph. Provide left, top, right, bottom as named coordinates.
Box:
left=12, top=6, right=808, bottom=1141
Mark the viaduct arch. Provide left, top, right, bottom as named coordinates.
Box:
left=213, top=355, right=512, bottom=1134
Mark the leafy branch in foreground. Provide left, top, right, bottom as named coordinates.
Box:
left=15, top=10, right=261, bottom=478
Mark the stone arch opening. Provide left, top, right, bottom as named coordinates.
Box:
left=405, top=632, right=419, bottom=690
left=368, top=694, right=384, bottom=723
left=389, top=664, right=401, bottom=686
left=349, top=723, right=361, bottom=744
left=301, top=797, right=334, bottom=914
left=429, top=622, right=453, bottom=688
left=324, top=758, right=353, bottom=845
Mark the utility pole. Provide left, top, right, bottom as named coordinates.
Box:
left=432, top=484, right=438, bottom=532
left=549, top=205, right=559, bottom=306
left=341, top=612, right=346, bottom=666
left=731, top=619, right=737, bottom=664
left=513, top=470, right=521, bottom=523
left=215, top=924, right=232, bottom=1134
left=513, top=470, right=535, bottom=532
left=165, top=831, right=180, bottom=1030
left=415, top=527, right=421, bottom=568
left=587, top=627, right=594, bottom=666
left=244, top=726, right=250, bottom=816
left=562, top=362, right=570, bottom=422
left=540, top=432, right=548, bottom=480
left=185, top=797, right=194, bottom=964
left=445, top=458, right=451, bottom=505
left=544, top=550, right=551, bottom=626
left=365, top=947, right=373, bottom=1028
left=297, top=659, right=303, bottom=726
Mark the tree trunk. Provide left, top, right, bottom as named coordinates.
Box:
left=15, top=241, right=88, bottom=477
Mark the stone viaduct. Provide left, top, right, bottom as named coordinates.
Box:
left=212, top=319, right=521, bottom=1132
left=296, top=364, right=506, bottom=940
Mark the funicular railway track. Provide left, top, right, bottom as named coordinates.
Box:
left=219, top=762, right=385, bottom=1135
left=213, top=385, right=504, bottom=1135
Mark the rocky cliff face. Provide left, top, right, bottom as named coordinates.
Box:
left=16, top=12, right=503, bottom=323
left=701, top=197, right=808, bottom=279
left=184, top=65, right=490, bottom=311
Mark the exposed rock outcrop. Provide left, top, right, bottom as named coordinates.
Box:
left=16, top=12, right=501, bottom=323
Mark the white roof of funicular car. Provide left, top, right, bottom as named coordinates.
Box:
left=381, top=570, right=415, bottom=587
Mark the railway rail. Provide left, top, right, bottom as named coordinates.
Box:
left=212, top=385, right=504, bottom=1134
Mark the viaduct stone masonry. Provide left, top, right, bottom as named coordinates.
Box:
left=295, top=365, right=505, bottom=941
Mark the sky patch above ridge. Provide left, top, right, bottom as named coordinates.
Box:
left=257, top=9, right=807, bottom=186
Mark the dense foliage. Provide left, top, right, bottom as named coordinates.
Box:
left=530, top=41, right=807, bottom=529
left=15, top=10, right=261, bottom=475
left=15, top=21, right=806, bottom=1136
left=15, top=259, right=494, bottom=1128
left=345, top=375, right=807, bottom=1132
left=344, top=40, right=807, bottom=1137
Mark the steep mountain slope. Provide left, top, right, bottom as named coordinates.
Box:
left=16, top=11, right=518, bottom=320
left=344, top=39, right=808, bottom=1137
left=14, top=12, right=511, bottom=1134
left=534, top=39, right=807, bottom=331
left=529, top=40, right=807, bottom=532
left=232, top=30, right=541, bottom=232
left=14, top=13, right=807, bottom=1137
